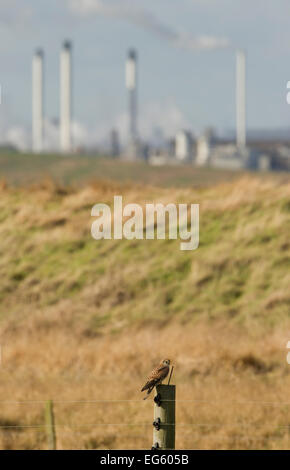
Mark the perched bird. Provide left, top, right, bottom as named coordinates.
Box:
left=141, top=359, right=171, bottom=400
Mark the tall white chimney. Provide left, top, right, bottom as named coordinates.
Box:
left=60, top=40, right=72, bottom=153
left=236, top=49, right=246, bottom=149
left=125, top=49, right=138, bottom=142
left=32, top=49, right=44, bottom=153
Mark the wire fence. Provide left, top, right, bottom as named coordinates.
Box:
left=0, top=398, right=289, bottom=405
left=0, top=422, right=289, bottom=429
left=0, top=397, right=289, bottom=449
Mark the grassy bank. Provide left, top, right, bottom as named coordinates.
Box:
left=0, top=152, right=276, bottom=188
left=0, top=174, right=289, bottom=449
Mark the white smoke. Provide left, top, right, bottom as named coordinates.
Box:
left=88, top=100, right=191, bottom=148
left=118, top=100, right=191, bottom=143
left=0, top=119, right=90, bottom=153
left=67, top=0, right=229, bottom=50
left=42, top=119, right=91, bottom=152
left=0, top=101, right=190, bottom=152
left=4, top=126, right=30, bottom=151
left=41, top=119, right=89, bottom=151
left=42, top=119, right=59, bottom=151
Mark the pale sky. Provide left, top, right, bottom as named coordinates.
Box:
left=0, top=0, right=290, bottom=149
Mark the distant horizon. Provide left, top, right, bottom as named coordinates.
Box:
left=2, top=125, right=290, bottom=153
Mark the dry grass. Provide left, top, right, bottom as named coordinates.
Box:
left=0, top=323, right=289, bottom=450
left=0, top=175, right=290, bottom=449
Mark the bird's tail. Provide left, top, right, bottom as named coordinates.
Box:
left=143, top=387, right=153, bottom=400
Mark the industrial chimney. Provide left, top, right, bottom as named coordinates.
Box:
left=32, top=49, right=44, bottom=153
left=236, top=49, right=246, bottom=149
left=125, top=49, right=138, bottom=143
left=60, top=40, right=72, bottom=153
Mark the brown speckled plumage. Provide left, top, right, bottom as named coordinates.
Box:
left=141, top=359, right=171, bottom=399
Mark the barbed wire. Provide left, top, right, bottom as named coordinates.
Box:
left=0, top=400, right=142, bottom=404
left=0, top=425, right=288, bottom=450
left=181, top=433, right=288, bottom=441
left=0, top=398, right=289, bottom=450
left=0, top=399, right=289, bottom=405
left=0, top=422, right=289, bottom=429
left=0, top=427, right=287, bottom=443
left=1, top=426, right=288, bottom=438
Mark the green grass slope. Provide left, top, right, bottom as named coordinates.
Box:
left=0, top=175, right=289, bottom=334
left=0, top=152, right=264, bottom=188
left=0, top=174, right=290, bottom=449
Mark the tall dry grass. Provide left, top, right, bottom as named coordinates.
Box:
left=0, top=176, right=289, bottom=449
left=0, top=322, right=289, bottom=449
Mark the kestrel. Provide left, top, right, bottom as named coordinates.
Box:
left=141, top=359, right=171, bottom=400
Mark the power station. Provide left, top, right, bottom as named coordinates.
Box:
left=32, top=49, right=44, bottom=153
left=32, top=41, right=73, bottom=154
left=236, top=49, right=246, bottom=149
left=125, top=49, right=138, bottom=143
left=29, top=41, right=289, bottom=171
left=60, top=40, right=72, bottom=153
left=123, top=48, right=144, bottom=160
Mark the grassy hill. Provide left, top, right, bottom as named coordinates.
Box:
left=1, top=151, right=286, bottom=188
left=0, top=161, right=290, bottom=449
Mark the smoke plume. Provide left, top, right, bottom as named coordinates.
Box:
left=68, top=0, right=229, bottom=50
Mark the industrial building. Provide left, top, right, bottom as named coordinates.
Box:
left=28, top=42, right=290, bottom=172
left=122, top=48, right=146, bottom=160
left=175, top=130, right=194, bottom=162
left=148, top=49, right=277, bottom=171
left=32, top=40, right=73, bottom=154
left=32, top=49, right=44, bottom=153
left=60, top=40, right=73, bottom=153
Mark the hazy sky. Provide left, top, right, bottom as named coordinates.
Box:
left=1, top=0, right=290, bottom=148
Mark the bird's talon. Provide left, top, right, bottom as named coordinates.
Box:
left=153, top=417, right=161, bottom=430
left=154, top=393, right=162, bottom=407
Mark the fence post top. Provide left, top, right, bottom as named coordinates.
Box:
left=156, top=384, right=176, bottom=392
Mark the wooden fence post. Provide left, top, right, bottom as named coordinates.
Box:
left=45, top=400, right=56, bottom=450
left=152, top=384, right=175, bottom=450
